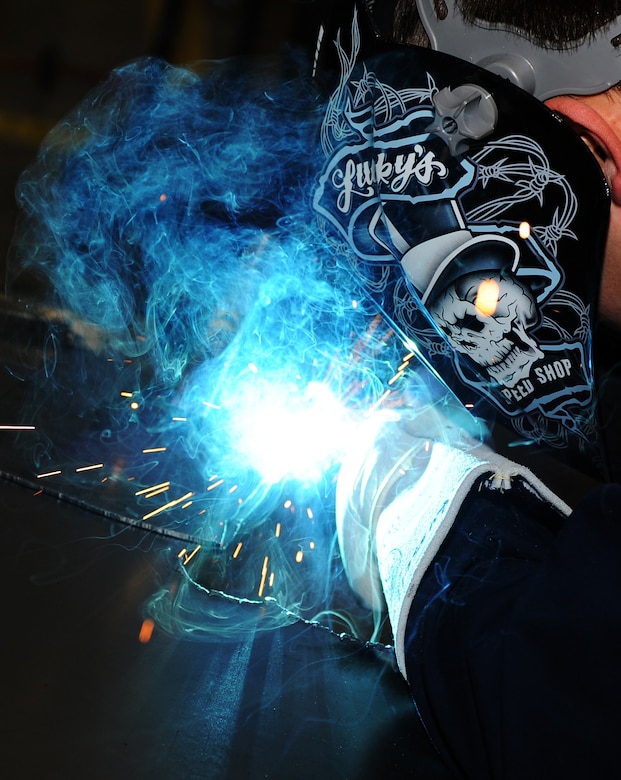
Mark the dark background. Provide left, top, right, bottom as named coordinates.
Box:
left=0, top=0, right=326, bottom=284
left=0, top=2, right=453, bottom=778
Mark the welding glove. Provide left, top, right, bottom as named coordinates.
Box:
left=335, top=401, right=570, bottom=678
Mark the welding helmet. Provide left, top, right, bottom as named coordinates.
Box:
left=312, top=0, right=618, bottom=484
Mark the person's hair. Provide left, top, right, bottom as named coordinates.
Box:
left=392, top=0, right=432, bottom=46
left=392, top=0, right=621, bottom=48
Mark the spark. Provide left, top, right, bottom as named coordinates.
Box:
left=258, top=555, right=269, bottom=597
left=0, top=425, right=35, bottom=430
left=135, top=481, right=170, bottom=496
left=372, top=388, right=393, bottom=409
left=182, top=544, right=201, bottom=565
left=120, top=391, right=133, bottom=398
left=398, top=352, right=415, bottom=371
left=295, top=550, right=304, bottom=563
left=142, top=491, right=195, bottom=521
left=130, top=401, right=140, bottom=410
left=232, top=542, right=243, bottom=559
left=37, top=470, right=62, bottom=478
left=275, top=522, right=281, bottom=537
left=519, top=220, right=531, bottom=239
left=387, top=350, right=417, bottom=387
left=172, top=416, right=187, bottom=422
left=144, top=485, right=170, bottom=499
left=138, top=618, right=155, bottom=644
left=142, top=447, right=167, bottom=454
left=306, top=508, right=314, bottom=519
left=75, top=463, right=104, bottom=473
left=207, top=478, right=225, bottom=492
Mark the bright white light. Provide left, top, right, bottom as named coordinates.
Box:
left=229, top=378, right=353, bottom=485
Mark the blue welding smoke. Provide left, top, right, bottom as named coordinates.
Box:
left=9, top=54, right=406, bottom=643
left=13, top=57, right=331, bottom=377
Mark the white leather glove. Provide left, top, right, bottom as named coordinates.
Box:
left=336, top=398, right=571, bottom=678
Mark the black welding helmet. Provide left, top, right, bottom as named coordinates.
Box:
left=312, top=1, right=615, bottom=484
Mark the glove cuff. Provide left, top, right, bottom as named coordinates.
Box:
left=374, top=441, right=571, bottom=679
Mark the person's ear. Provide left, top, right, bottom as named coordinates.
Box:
left=546, top=95, right=621, bottom=205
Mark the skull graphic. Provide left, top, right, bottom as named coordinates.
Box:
left=429, top=270, right=544, bottom=388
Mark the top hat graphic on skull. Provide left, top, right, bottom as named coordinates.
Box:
left=389, top=200, right=546, bottom=390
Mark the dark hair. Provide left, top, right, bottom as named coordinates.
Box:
left=392, top=0, right=432, bottom=45
left=392, top=0, right=621, bottom=48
